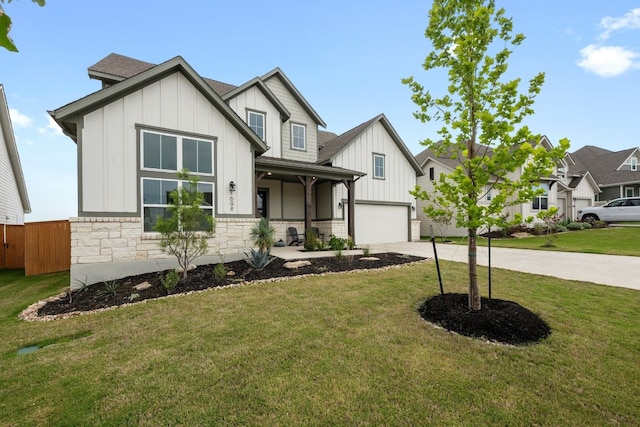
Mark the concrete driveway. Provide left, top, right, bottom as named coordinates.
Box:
left=368, top=241, right=640, bottom=291
left=272, top=241, right=640, bottom=290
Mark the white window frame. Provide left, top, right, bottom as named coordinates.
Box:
left=373, top=153, right=385, bottom=179
left=625, top=187, right=634, bottom=197
left=247, top=110, right=265, bottom=141
left=532, top=183, right=549, bottom=211
left=291, top=123, right=306, bottom=151
left=141, top=130, right=214, bottom=176
left=142, top=178, right=214, bottom=233
left=485, top=185, right=492, bottom=201
left=631, top=157, right=638, bottom=171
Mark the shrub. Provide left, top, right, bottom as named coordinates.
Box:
left=581, top=222, right=592, bottom=229
left=555, top=225, right=567, bottom=233
left=245, top=248, right=275, bottom=271
left=328, top=234, right=347, bottom=250
left=591, top=220, right=607, bottom=229
left=161, top=270, right=180, bottom=294
left=362, top=246, right=371, bottom=256
left=567, top=222, right=584, bottom=230
left=304, top=229, right=324, bottom=251
left=103, top=279, right=119, bottom=297
left=250, top=218, right=276, bottom=252
left=346, top=236, right=355, bottom=250
left=212, top=263, right=226, bottom=284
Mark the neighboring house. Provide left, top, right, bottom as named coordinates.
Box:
left=554, top=152, right=600, bottom=221
left=571, top=145, right=640, bottom=203
left=414, top=136, right=571, bottom=236
left=50, top=53, right=421, bottom=287
left=0, top=84, right=31, bottom=225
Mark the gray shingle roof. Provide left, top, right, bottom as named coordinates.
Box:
left=572, top=145, right=640, bottom=186
left=415, top=142, right=494, bottom=170
left=88, top=53, right=237, bottom=96
left=317, top=116, right=379, bottom=164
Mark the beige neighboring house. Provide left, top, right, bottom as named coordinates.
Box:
left=414, top=136, right=591, bottom=237
left=0, top=84, right=31, bottom=225
left=50, top=54, right=422, bottom=287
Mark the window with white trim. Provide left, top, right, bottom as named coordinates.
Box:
left=142, top=130, right=213, bottom=175
left=291, top=123, right=306, bottom=150
left=532, top=183, right=549, bottom=210
left=142, top=178, right=213, bottom=232
left=373, top=154, right=385, bottom=179
left=631, top=157, right=638, bottom=171
left=248, top=111, right=265, bottom=140
left=486, top=186, right=492, bottom=201
left=625, top=187, right=634, bottom=197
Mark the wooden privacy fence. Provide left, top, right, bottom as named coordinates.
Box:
left=1, top=220, right=71, bottom=275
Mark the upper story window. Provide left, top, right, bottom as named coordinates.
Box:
left=373, top=154, right=385, bottom=179
left=486, top=186, right=492, bottom=201
left=142, top=130, right=213, bottom=175
left=532, top=183, right=549, bottom=210
left=248, top=111, right=265, bottom=141
left=291, top=123, right=306, bottom=151
left=429, top=167, right=435, bottom=181
left=631, top=157, right=638, bottom=171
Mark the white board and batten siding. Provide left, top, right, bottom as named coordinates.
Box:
left=262, top=76, right=318, bottom=163
left=226, top=86, right=282, bottom=158
left=332, top=121, right=417, bottom=243
left=80, top=72, right=256, bottom=217
left=0, top=126, right=25, bottom=224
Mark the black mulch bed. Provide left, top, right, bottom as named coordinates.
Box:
left=417, top=293, right=551, bottom=346
left=38, top=253, right=424, bottom=317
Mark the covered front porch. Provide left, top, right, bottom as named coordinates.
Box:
left=254, top=157, right=365, bottom=244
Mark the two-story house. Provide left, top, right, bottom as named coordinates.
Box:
left=51, top=54, right=422, bottom=287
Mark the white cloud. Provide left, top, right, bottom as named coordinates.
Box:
left=577, top=44, right=640, bottom=77
left=9, top=108, right=33, bottom=128
left=38, top=115, right=64, bottom=137
left=599, top=7, right=640, bottom=40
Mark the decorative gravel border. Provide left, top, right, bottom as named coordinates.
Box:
left=19, top=259, right=429, bottom=322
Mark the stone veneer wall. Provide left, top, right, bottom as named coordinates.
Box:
left=411, top=220, right=421, bottom=242
left=70, top=217, right=260, bottom=288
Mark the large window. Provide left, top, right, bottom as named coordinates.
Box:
left=248, top=111, right=265, bottom=140
left=142, top=131, right=213, bottom=175
left=142, top=178, right=213, bottom=232
left=532, top=183, right=549, bottom=210
left=291, top=123, right=306, bottom=150
left=373, top=154, right=385, bottom=179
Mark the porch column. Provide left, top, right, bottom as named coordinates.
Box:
left=297, top=175, right=317, bottom=231
left=342, top=179, right=355, bottom=243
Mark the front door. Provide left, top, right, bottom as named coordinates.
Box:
left=257, top=189, right=268, bottom=218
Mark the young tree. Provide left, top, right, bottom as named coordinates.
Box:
left=155, top=169, right=215, bottom=279
left=0, top=0, right=45, bottom=52
left=403, top=0, right=569, bottom=310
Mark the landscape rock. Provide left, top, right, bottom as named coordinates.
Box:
left=283, top=260, right=312, bottom=269
left=360, top=257, right=380, bottom=261
left=134, top=281, right=152, bottom=291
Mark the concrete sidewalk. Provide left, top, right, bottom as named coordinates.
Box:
left=271, top=241, right=640, bottom=290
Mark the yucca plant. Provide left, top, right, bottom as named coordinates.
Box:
left=249, top=217, right=276, bottom=252
left=245, top=248, right=275, bottom=271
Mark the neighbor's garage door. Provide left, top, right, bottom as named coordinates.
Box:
left=354, top=204, right=408, bottom=245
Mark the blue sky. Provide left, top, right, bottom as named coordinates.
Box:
left=2, top=0, right=639, bottom=221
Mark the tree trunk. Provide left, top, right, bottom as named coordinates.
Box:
left=468, top=228, right=481, bottom=310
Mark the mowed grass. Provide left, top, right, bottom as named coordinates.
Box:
left=1, top=264, right=639, bottom=426
left=442, top=226, right=640, bottom=257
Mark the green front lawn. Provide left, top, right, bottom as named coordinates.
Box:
left=1, top=266, right=638, bottom=426
left=429, top=226, right=640, bottom=257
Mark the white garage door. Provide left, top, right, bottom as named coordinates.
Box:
left=355, top=204, right=408, bottom=245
